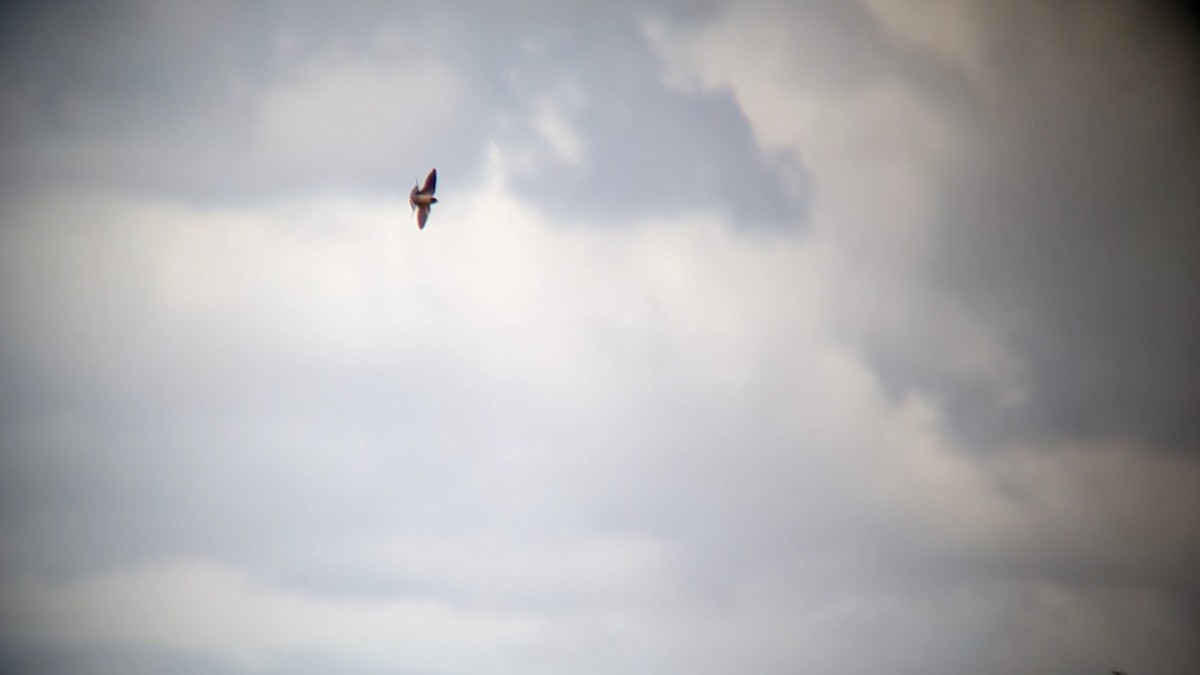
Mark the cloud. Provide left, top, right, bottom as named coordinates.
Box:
left=903, top=1, right=1200, bottom=451
left=4, top=159, right=1198, bottom=673
left=255, top=56, right=465, bottom=187
left=1, top=0, right=800, bottom=223
left=531, top=93, right=587, bottom=167
left=2, top=2, right=1199, bottom=674
left=5, top=558, right=546, bottom=672
left=650, top=0, right=1200, bottom=452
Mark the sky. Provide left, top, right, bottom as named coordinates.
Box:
left=1, top=1, right=1199, bottom=674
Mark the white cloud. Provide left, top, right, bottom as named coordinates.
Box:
left=6, top=137, right=1191, bottom=559
left=5, top=559, right=545, bottom=672
left=4, top=155, right=1197, bottom=675
left=3, top=3, right=1199, bottom=674
left=643, top=2, right=1023, bottom=404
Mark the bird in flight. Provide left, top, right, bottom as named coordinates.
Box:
left=410, top=168, right=438, bottom=230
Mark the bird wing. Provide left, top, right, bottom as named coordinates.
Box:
left=416, top=205, right=430, bottom=230
left=421, top=168, right=437, bottom=195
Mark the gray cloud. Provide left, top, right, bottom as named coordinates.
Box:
left=865, top=0, right=1200, bottom=452
left=2, top=2, right=1199, bottom=674
left=1, top=0, right=800, bottom=225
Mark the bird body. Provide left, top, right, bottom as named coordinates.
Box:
left=410, top=168, right=438, bottom=229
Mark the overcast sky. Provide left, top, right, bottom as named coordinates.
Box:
left=2, top=1, right=1199, bottom=674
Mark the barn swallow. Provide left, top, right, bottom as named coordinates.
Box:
left=410, top=168, right=438, bottom=230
